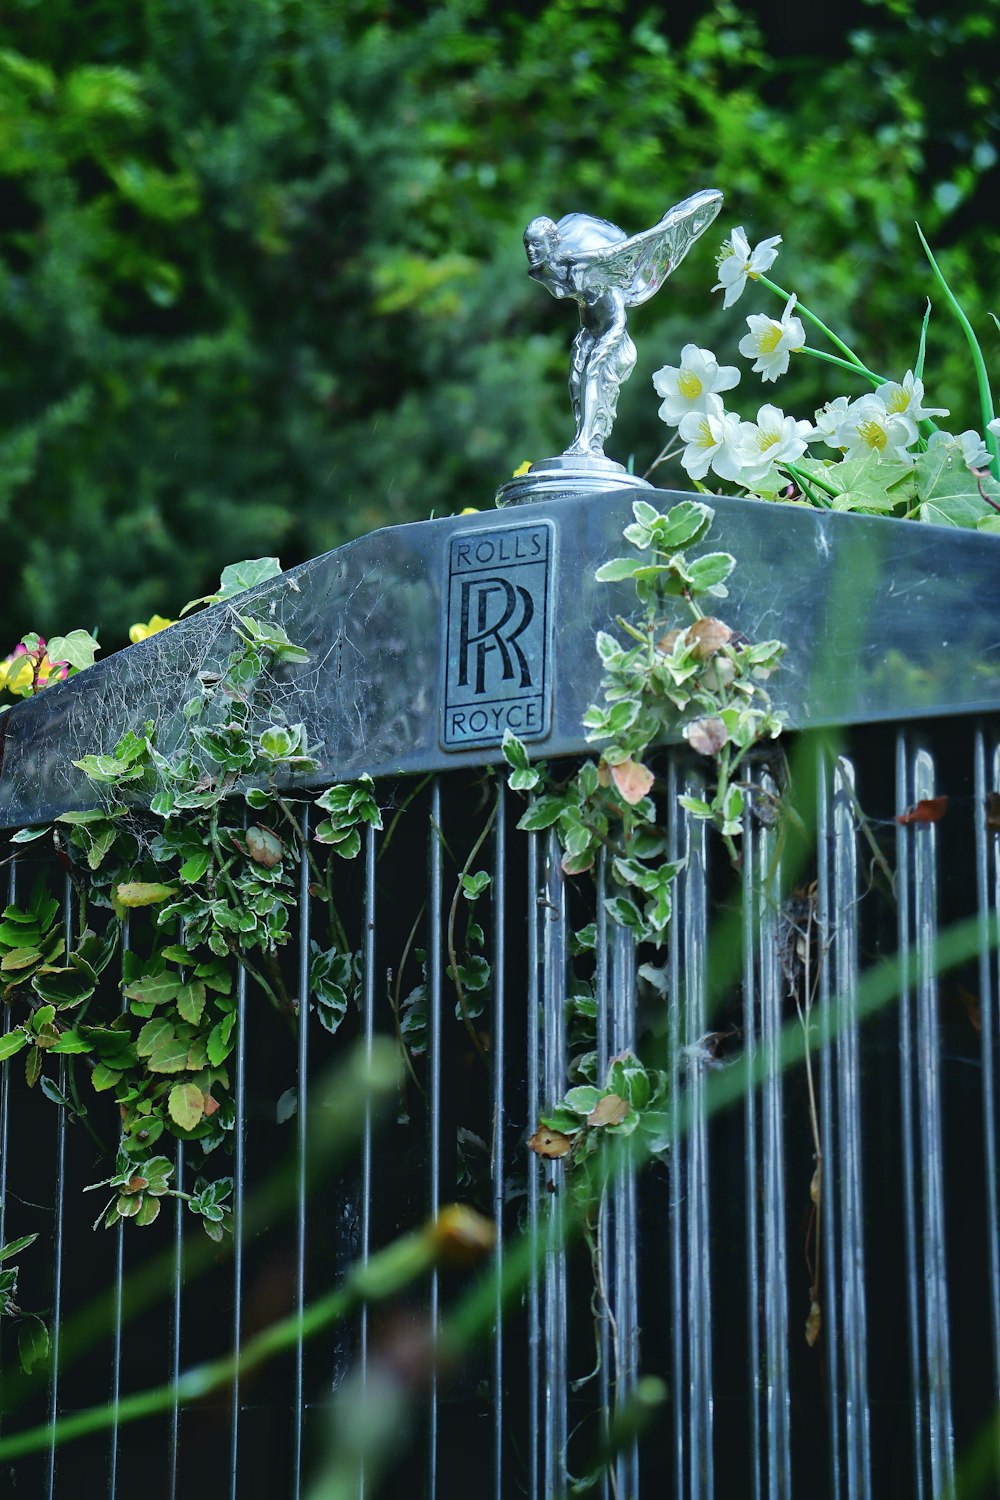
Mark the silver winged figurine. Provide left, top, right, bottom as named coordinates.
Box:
left=523, top=189, right=723, bottom=460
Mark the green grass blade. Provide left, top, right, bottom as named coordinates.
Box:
left=914, top=298, right=932, bottom=382
left=916, top=224, right=999, bottom=477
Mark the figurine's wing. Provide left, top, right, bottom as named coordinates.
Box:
left=575, top=189, right=723, bottom=306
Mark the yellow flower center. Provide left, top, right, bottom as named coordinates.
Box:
left=678, top=370, right=703, bottom=399
left=757, top=324, right=784, bottom=354
left=756, top=428, right=781, bottom=452
left=885, top=387, right=909, bottom=413
left=696, top=417, right=715, bottom=449
left=858, top=419, right=887, bottom=451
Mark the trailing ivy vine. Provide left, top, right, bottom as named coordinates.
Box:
left=503, top=495, right=786, bottom=1166
left=1, top=586, right=382, bottom=1240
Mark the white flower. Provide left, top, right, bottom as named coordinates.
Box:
left=877, top=370, right=949, bottom=422
left=677, top=394, right=745, bottom=482
left=736, top=404, right=813, bottom=486
left=738, top=295, right=805, bottom=382
left=988, top=417, right=1000, bottom=438
left=926, top=428, right=991, bottom=469
left=652, top=344, right=740, bottom=426
left=838, top=393, right=919, bottom=464
left=811, top=395, right=853, bottom=451
left=713, top=226, right=783, bottom=309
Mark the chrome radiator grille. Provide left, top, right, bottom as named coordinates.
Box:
left=0, top=719, right=998, bottom=1498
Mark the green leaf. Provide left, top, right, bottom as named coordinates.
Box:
left=10, top=827, right=50, bottom=845
left=39, top=1075, right=76, bottom=1108
left=604, top=896, right=642, bottom=930
left=655, top=499, right=714, bottom=549
left=259, top=726, right=293, bottom=758
left=45, top=630, right=100, bottom=672
left=72, top=753, right=146, bottom=785
left=0, top=1232, right=38, bottom=1262
left=563, top=1086, right=601, bottom=1115
left=124, top=967, right=180, bottom=1007
left=500, top=730, right=530, bottom=771
left=48, top=1030, right=92, bottom=1055
left=0, top=1031, right=28, bottom=1060
left=176, top=979, right=207, bottom=1026
left=114, top=882, right=177, bottom=908
left=17, top=1314, right=49, bottom=1374
left=1, top=947, right=43, bottom=973
left=179, top=850, right=212, bottom=884
left=207, top=1013, right=236, bottom=1066
left=147, top=1034, right=192, bottom=1074
left=687, top=551, right=735, bottom=593
left=136, top=1017, right=175, bottom=1057
left=134, top=1197, right=161, bottom=1227
left=182, top=556, right=282, bottom=614
left=91, top=1063, right=124, bottom=1092
left=594, top=556, right=646, bottom=582
left=168, top=1082, right=205, bottom=1131
left=31, top=968, right=96, bottom=1007
left=516, top=795, right=567, bottom=832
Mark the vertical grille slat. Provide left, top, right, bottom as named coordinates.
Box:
left=357, top=815, right=377, bottom=1498
left=678, top=768, right=714, bottom=1499
left=595, top=848, right=611, bottom=1500
left=609, top=918, right=640, bottom=1499
left=168, top=1141, right=184, bottom=1498
left=541, top=829, right=568, bottom=1499
left=292, top=807, right=312, bottom=1498
left=897, top=736, right=955, bottom=1497
left=0, top=861, right=16, bottom=1404
left=227, top=964, right=248, bottom=1500
left=820, top=753, right=872, bottom=1499
left=746, top=768, right=791, bottom=1500
left=3, top=709, right=1000, bottom=1495
left=427, top=778, right=443, bottom=1499
left=665, top=758, right=687, bottom=1499
left=107, top=913, right=130, bottom=1499
left=526, top=830, right=542, bottom=1500
left=742, top=786, right=764, bottom=1500
left=491, top=781, right=506, bottom=1500
left=973, top=731, right=1000, bottom=1417
left=43, top=876, right=72, bottom=1500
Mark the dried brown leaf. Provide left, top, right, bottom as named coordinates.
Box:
left=611, top=759, right=655, bottom=806
left=896, top=795, right=949, bottom=826
left=528, top=1127, right=573, bottom=1159
left=587, top=1093, right=629, bottom=1127
left=956, top=986, right=982, bottom=1034
left=246, top=825, right=284, bottom=868
left=805, top=1299, right=822, bottom=1348
left=656, top=629, right=684, bottom=655
left=429, top=1204, right=496, bottom=1267
left=684, top=717, right=729, bottom=757
left=689, top=616, right=733, bottom=661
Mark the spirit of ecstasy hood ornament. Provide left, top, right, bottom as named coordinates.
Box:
left=498, top=188, right=723, bottom=506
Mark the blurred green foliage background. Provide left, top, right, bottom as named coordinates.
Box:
left=1, top=0, right=998, bottom=650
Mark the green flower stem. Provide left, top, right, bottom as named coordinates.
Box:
left=756, top=274, right=876, bottom=375
left=65, top=1058, right=108, bottom=1156
left=782, top=462, right=835, bottom=507
left=642, top=435, right=683, bottom=482
left=915, top=224, right=1000, bottom=479
left=800, top=345, right=883, bottom=389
